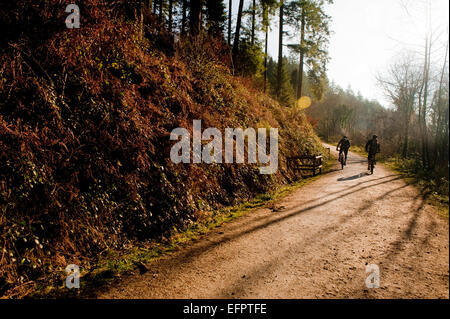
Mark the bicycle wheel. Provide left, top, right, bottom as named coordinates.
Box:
left=339, top=154, right=344, bottom=169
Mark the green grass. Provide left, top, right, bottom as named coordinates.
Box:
left=28, top=160, right=334, bottom=298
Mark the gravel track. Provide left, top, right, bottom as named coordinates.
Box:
left=98, top=146, right=449, bottom=299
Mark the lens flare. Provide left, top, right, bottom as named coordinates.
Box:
left=296, top=96, right=312, bottom=109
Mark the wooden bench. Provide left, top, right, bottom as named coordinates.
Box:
left=287, top=155, right=323, bottom=176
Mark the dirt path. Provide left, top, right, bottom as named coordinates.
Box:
left=98, top=146, right=449, bottom=299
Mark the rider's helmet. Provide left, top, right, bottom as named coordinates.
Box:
left=343, top=135, right=347, bottom=139
left=373, top=135, right=378, bottom=139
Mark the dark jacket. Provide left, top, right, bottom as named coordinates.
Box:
left=365, top=139, right=380, bottom=155
left=337, top=138, right=351, bottom=150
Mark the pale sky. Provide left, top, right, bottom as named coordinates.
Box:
left=230, top=0, right=449, bottom=107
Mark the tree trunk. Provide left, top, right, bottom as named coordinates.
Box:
left=168, top=0, right=173, bottom=32
left=444, top=103, right=450, bottom=165
left=159, top=0, right=164, bottom=22
left=264, top=26, right=268, bottom=93
left=276, top=1, right=284, bottom=98
left=148, top=0, right=153, bottom=13
left=181, top=0, right=187, bottom=35
left=296, top=9, right=305, bottom=100
left=228, top=0, right=232, bottom=45
left=251, top=0, right=256, bottom=45
left=434, top=39, right=448, bottom=167
left=190, top=0, right=203, bottom=36
left=421, top=35, right=431, bottom=169
left=420, top=3, right=432, bottom=170
left=402, top=110, right=410, bottom=158
left=232, top=0, right=245, bottom=58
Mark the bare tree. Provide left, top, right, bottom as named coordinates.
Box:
left=432, top=36, right=449, bottom=169
left=377, top=55, right=423, bottom=158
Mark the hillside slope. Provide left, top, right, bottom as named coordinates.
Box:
left=0, top=1, right=325, bottom=296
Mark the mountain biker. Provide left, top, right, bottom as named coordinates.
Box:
left=336, top=136, right=351, bottom=165
left=365, top=135, right=380, bottom=170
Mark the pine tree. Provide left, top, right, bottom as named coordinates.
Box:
left=232, top=0, right=245, bottom=58
left=276, top=58, right=295, bottom=106
left=261, top=0, right=279, bottom=93
left=205, top=0, right=227, bottom=36
left=286, top=0, right=332, bottom=100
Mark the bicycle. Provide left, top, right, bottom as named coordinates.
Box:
left=368, top=154, right=376, bottom=175
left=337, top=148, right=346, bottom=170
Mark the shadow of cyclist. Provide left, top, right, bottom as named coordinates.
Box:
left=337, top=172, right=370, bottom=181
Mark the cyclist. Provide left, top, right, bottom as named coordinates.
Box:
left=336, top=135, right=351, bottom=165
left=365, top=135, right=380, bottom=170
